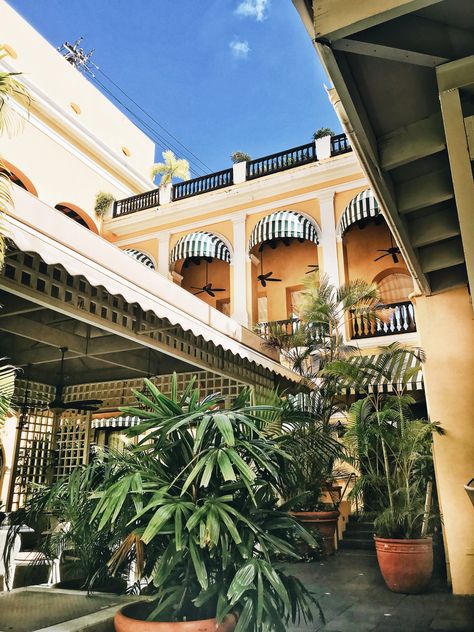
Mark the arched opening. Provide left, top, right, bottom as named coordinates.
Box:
left=248, top=210, right=319, bottom=327
left=122, top=248, right=156, bottom=270
left=0, top=159, right=38, bottom=196
left=54, top=203, right=99, bottom=234
left=373, top=269, right=414, bottom=305
left=340, top=189, right=410, bottom=287
left=170, top=232, right=232, bottom=315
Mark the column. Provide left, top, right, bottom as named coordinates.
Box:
left=412, top=287, right=474, bottom=595
left=157, top=234, right=170, bottom=278
left=230, top=215, right=249, bottom=327
left=318, top=190, right=340, bottom=288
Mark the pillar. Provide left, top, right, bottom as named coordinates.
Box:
left=412, top=286, right=474, bottom=594
left=318, top=191, right=340, bottom=287
left=230, top=215, right=249, bottom=327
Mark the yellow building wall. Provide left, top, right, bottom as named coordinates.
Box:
left=120, top=239, right=159, bottom=267
left=177, top=259, right=231, bottom=313
left=413, top=287, right=474, bottom=595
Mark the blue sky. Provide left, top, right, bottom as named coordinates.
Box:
left=9, top=0, right=341, bottom=176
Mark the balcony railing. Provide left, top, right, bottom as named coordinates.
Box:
left=113, top=189, right=160, bottom=218
left=173, top=168, right=233, bottom=201
left=256, top=318, right=302, bottom=339
left=112, top=134, right=352, bottom=217
left=351, top=301, right=417, bottom=339
left=331, top=133, right=352, bottom=156
left=246, top=142, right=316, bottom=180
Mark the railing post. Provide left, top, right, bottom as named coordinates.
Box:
left=315, top=135, right=332, bottom=160
left=160, top=183, right=171, bottom=204
left=233, top=161, right=247, bottom=184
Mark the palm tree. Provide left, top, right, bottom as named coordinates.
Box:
left=151, top=150, right=190, bottom=187
left=0, top=44, right=30, bottom=269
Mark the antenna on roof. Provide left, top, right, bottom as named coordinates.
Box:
left=58, top=37, right=98, bottom=76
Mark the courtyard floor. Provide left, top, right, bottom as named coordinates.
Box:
left=287, top=550, right=474, bottom=632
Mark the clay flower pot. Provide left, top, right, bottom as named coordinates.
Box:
left=114, top=604, right=237, bottom=632
left=375, top=536, right=433, bottom=593
left=291, top=510, right=340, bottom=555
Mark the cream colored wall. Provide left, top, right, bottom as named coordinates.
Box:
left=412, top=287, right=474, bottom=595
left=0, top=0, right=154, bottom=176
left=1, top=124, right=131, bottom=231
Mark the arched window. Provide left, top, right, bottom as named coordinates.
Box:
left=54, top=203, right=98, bottom=234
left=0, top=160, right=38, bottom=196
left=377, top=272, right=414, bottom=304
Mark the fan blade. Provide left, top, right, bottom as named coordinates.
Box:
left=68, top=399, right=103, bottom=406
left=392, top=253, right=399, bottom=263
left=376, top=249, right=389, bottom=253
left=266, top=277, right=282, bottom=282
left=206, top=290, right=216, bottom=297
left=190, top=286, right=203, bottom=290
left=193, top=290, right=204, bottom=295
left=264, top=272, right=273, bottom=279
left=374, top=254, right=389, bottom=262
left=210, top=288, right=226, bottom=292
left=261, top=279, right=267, bottom=287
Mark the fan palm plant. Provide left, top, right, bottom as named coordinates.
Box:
left=151, top=150, right=190, bottom=187
left=91, top=376, right=321, bottom=629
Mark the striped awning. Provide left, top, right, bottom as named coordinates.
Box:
left=91, top=415, right=143, bottom=429
left=343, top=352, right=423, bottom=395
left=170, top=232, right=231, bottom=264
left=249, top=210, right=319, bottom=250
left=123, top=248, right=155, bottom=270
left=339, top=189, right=380, bottom=236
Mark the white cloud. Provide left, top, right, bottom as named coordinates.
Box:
left=235, top=0, right=270, bottom=22
left=229, top=39, right=251, bottom=60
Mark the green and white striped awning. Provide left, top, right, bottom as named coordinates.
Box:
left=91, top=415, right=143, bottom=429
left=170, top=231, right=231, bottom=264
left=343, top=352, right=423, bottom=395
left=249, top=210, right=319, bottom=250
left=339, top=189, right=380, bottom=236
left=123, top=248, right=155, bottom=269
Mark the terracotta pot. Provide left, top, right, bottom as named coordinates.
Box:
left=375, top=536, right=433, bottom=594
left=291, top=510, right=340, bottom=555
left=114, top=604, right=237, bottom=632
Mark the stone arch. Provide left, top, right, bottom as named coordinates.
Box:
left=54, top=202, right=99, bottom=234
left=1, top=159, right=38, bottom=196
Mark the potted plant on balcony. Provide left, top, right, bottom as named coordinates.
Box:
left=263, top=274, right=379, bottom=553
left=91, top=376, right=321, bottom=631
left=325, top=344, right=443, bottom=593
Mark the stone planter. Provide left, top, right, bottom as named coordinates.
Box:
left=291, top=510, right=340, bottom=555
left=114, top=603, right=237, bottom=632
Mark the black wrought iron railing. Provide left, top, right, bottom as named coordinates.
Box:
left=113, top=189, right=160, bottom=218
left=112, top=134, right=352, bottom=217
left=173, top=168, right=233, bottom=201
left=247, top=142, right=316, bottom=180
left=351, top=301, right=416, bottom=339
left=330, top=133, right=351, bottom=156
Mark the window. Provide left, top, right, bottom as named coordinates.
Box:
left=257, top=295, right=268, bottom=323
left=286, top=285, right=304, bottom=319
left=378, top=273, right=413, bottom=304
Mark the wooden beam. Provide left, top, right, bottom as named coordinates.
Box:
left=398, top=168, right=454, bottom=214
left=408, top=207, right=460, bottom=249
left=0, top=293, right=45, bottom=318
left=0, top=316, right=86, bottom=353
left=332, top=38, right=448, bottom=67
left=379, top=113, right=446, bottom=170
left=437, top=57, right=474, bottom=302
left=313, top=0, right=443, bottom=41
left=419, top=238, right=465, bottom=274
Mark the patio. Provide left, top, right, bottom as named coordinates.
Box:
left=287, top=551, right=474, bottom=632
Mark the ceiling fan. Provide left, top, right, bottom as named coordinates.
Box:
left=191, top=260, right=226, bottom=297
left=46, top=347, right=103, bottom=412
left=305, top=264, right=319, bottom=275
left=374, top=234, right=401, bottom=263
left=183, top=255, right=213, bottom=268
left=257, top=249, right=281, bottom=287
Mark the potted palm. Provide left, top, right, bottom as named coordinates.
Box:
left=325, top=344, right=443, bottom=593
left=91, top=376, right=321, bottom=631
left=263, top=274, right=379, bottom=554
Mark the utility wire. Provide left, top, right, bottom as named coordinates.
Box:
left=97, top=68, right=214, bottom=174
left=90, top=74, right=205, bottom=178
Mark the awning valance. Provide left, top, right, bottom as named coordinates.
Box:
left=249, top=211, right=319, bottom=250
left=170, top=232, right=231, bottom=264
left=339, top=189, right=380, bottom=236
left=123, top=248, right=155, bottom=270
left=91, top=415, right=143, bottom=429
left=343, top=351, right=423, bottom=395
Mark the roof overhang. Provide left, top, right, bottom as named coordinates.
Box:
left=293, top=0, right=474, bottom=297
left=3, top=185, right=300, bottom=386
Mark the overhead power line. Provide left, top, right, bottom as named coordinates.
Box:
left=58, top=37, right=212, bottom=178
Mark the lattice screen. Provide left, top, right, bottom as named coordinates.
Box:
left=54, top=412, right=89, bottom=481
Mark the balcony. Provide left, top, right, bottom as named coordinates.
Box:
left=351, top=301, right=417, bottom=339
left=112, top=134, right=352, bottom=218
